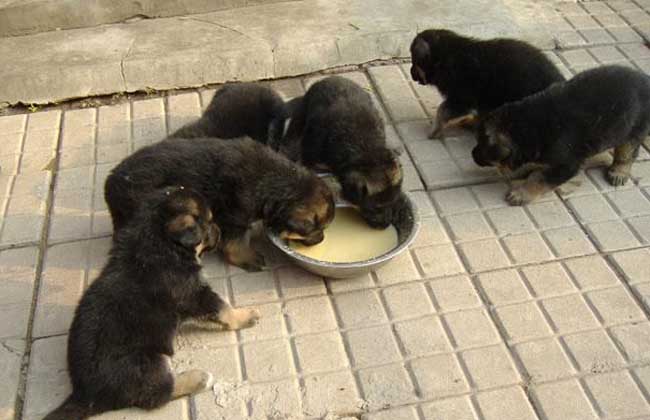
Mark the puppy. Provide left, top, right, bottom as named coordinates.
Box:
left=410, top=29, right=565, bottom=139
left=472, top=65, right=650, bottom=206
left=170, top=83, right=289, bottom=148
left=105, top=137, right=335, bottom=271
left=280, top=76, right=403, bottom=229
left=43, top=186, right=260, bottom=420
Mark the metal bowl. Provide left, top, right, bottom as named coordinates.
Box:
left=267, top=194, right=420, bottom=279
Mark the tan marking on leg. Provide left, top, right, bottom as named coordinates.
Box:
left=217, top=304, right=261, bottom=330
left=442, top=114, right=477, bottom=131
left=607, top=143, right=637, bottom=186
left=222, top=236, right=265, bottom=271
left=171, top=370, right=214, bottom=399
left=506, top=171, right=552, bottom=206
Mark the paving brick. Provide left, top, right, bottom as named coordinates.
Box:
left=0, top=338, right=24, bottom=420
left=234, top=302, right=284, bottom=344
left=367, top=65, right=427, bottom=122
left=327, top=273, right=374, bottom=294
left=347, top=325, right=401, bottom=367
left=563, top=329, right=626, bottom=373
left=230, top=271, right=277, bottom=306
left=581, top=28, right=616, bottom=45
left=609, top=26, right=643, bottom=42
left=608, top=0, right=640, bottom=11
left=584, top=370, right=650, bottom=417
left=629, top=215, right=650, bottom=242
left=586, top=287, right=645, bottom=324
left=294, top=331, right=348, bottom=373
left=382, top=282, right=434, bottom=320
left=411, top=353, right=469, bottom=398
left=635, top=365, right=650, bottom=396
left=284, top=295, right=337, bottom=335
left=166, top=92, right=201, bottom=133
left=431, top=188, right=479, bottom=215
left=485, top=206, right=534, bottom=235
left=302, top=371, right=363, bottom=418
left=374, top=251, right=420, bottom=285
left=514, top=338, right=575, bottom=383
left=276, top=266, right=325, bottom=298
left=445, top=212, right=493, bottom=241
left=477, top=269, right=531, bottom=306
left=428, top=275, right=481, bottom=311
left=561, top=49, right=599, bottom=69
left=248, top=379, right=301, bottom=419
left=242, top=338, right=294, bottom=382
left=587, top=220, right=641, bottom=251
left=460, top=345, right=520, bottom=389
left=23, top=128, right=58, bottom=152
left=475, top=387, right=537, bottom=420
left=418, top=160, right=464, bottom=189
left=421, top=396, right=478, bottom=420
left=358, top=363, right=416, bottom=410
left=503, top=232, right=554, bottom=265
left=589, top=46, right=626, bottom=63
left=564, top=255, right=620, bottom=289
left=96, top=123, right=130, bottom=146
left=0, top=114, right=26, bottom=134
left=524, top=200, right=573, bottom=230
left=414, top=244, right=465, bottom=278
left=23, top=335, right=70, bottom=419
left=363, top=406, right=419, bottom=420
left=458, top=239, right=511, bottom=273
left=557, top=2, right=587, bottom=16
left=583, top=2, right=615, bottom=15
left=567, top=194, right=618, bottom=222
left=174, top=344, right=240, bottom=384
left=495, top=302, right=553, bottom=342
left=532, top=379, right=598, bottom=420
left=407, top=190, right=436, bottom=218
left=394, top=315, right=452, bottom=357
left=541, top=294, right=600, bottom=333
left=620, top=43, right=650, bottom=60
left=0, top=269, right=35, bottom=339
left=26, top=110, right=61, bottom=132
left=444, top=309, right=500, bottom=349
left=132, top=117, right=166, bottom=143
left=56, top=166, right=93, bottom=191
left=555, top=31, right=588, bottom=48
left=543, top=226, right=596, bottom=258
left=334, top=290, right=387, bottom=328
left=610, top=322, right=650, bottom=362
left=470, top=183, right=509, bottom=209
left=411, top=217, right=449, bottom=248
left=610, top=248, right=650, bottom=284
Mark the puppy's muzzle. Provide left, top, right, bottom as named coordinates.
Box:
left=281, top=230, right=325, bottom=246
left=472, top=147, right=490, bottom=167
left=410, top=65, right=427, bottom=85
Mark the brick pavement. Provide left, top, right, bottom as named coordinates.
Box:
left=2, top=1, right=650, bottom=419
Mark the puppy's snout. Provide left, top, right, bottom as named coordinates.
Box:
left=362, top=208, right=393, bottom=230
left=410, top=65, right=427, bottom=85
left=204, top=223, right=220, bottom=252
left=472, top=147, right=489, bottom=167
left=299, top=230, right=325, bottom=246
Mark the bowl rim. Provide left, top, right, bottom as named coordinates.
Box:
left=267, top=197, right=421, bottom=269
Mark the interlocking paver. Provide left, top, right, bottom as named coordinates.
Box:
left=458, top=239, right=511, bottom=273
left=347, top=325, right=401, bottom=367
left=284, top=295, right=337, bottom=334
left=610, top=322, right=650, bottom=363
left=475, top=387, right=538, bottom=420
left=302, top=371, right=363, bottom=418
left=294, top=331, right=348, bottom=373
left=563, top=329, right=626, bottom=373
left=495, top=302, right=553, bottom=342
left=478, top=269, right=531, bottom=305
left=394, top=315, right=452, bottom=357
left=541, top=294, right=600, bottom=334
left=411, top=353, right=469, bottom=398
left=460, top=345, right=521, bottom=389
left=421, top=396, right=478, bottom=420
left=584, top=370, right=650, bottom=417
left=382, top=282, right=434, bottom=320
left=532, top=379, right=598, bottom=420
left=586, top=286, right=645, bottom=324
left=357, top=363, right=417, bottom=410
left=564, top=255, right=619, bottom=289
left=0, top=338, right=24, bottom=420
left=334, top=290, right=387, bottom=328
left=444, top=308, right=500, bottom=349
left=242, top=338, right=295, bottom=382
left=514, top=338, right=575, bottom=383
left=413, top=244, right=465, bottom=278
left=428, top=275, right=481, bottom=312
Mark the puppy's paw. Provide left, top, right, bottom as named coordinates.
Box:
left=172, top=370, right=214, bottom=398
left=240, top=253, right=267, bottom=272
left=428, top=125, right=442, bottom=140
left=606, top=168, right=630, bottom=186
left=221, top=307, right=261, bottom=330
left=506, top=187, right=533, bottom=206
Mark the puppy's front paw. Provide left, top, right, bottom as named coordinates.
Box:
left=240, top=253, right=267, bottom=272
left=606, top=168, right=630, bottom=186
left=221, top=307, right=261, bottom=330
left=506, top=187, right=532, bottom=206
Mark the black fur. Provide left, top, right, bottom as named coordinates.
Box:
left=280, top=76, right=404, bottom=229
left=410, top=29, right=565, bottom=135
left=44, top=187, right=223, bottom=420
left=170, top=83, right=289, bottom=147
left=105, top=138, right=334, bottom=271
left=473, top=65, right=650, bottom=204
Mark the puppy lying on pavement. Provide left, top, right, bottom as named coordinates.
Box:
left=280, top=76, right=405, bottom=229
left=44, top=186, right=260, bottom=420
left=410, top=29, right=565, bottom=139
left=170, top=83, right=291, bottom=148
left=472, top=65, right=650, bottom=205
left=105, top=137, right=334, bottom=271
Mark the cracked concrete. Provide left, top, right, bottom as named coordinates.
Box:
left=0, top=0, right=556, bottom=105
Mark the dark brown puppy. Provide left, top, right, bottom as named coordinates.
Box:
left=170, top=83, right=289, bottom=148
left=281, top=76, right=404, bottom=229
left=105, top=137, right=335, bottom=271
left=410, top=29, right=565, bottom=139
left=44, top=186, right=260, bottom=420
left=472, top=65, right=650, bottom=205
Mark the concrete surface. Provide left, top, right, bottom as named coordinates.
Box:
left=0, top=0, right=298, bottom=37
left=2, top=1, right=650, bottom=419
left=0, top=0, right=558, bottom=106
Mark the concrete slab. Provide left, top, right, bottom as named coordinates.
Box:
left=0, top=0, right=556, bottom=105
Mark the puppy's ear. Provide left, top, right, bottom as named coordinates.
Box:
left=166, top=214, right=201, bottom=248
left=412, top=36, right=430, bottom=62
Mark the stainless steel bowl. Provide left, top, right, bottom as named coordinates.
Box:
left=267, top=195, right=421, bottom=279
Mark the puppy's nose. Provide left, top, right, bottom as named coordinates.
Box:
left=472, top=148, right=488, bottom=167
left=300, top=231, right=324, bottom=246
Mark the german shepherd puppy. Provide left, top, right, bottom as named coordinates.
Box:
left=170, top=83, right=289, bottom=148
left=105, top=138, right=335, bottom=271
left=43, top=186, right=260, bottom=420
left=410, top=29, right=565, bottom=138
left=280, top=76, right=403, bottom=229
left=472, top=65, right=650, bottom=205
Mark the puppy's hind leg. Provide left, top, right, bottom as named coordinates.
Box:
left=171, top=370, right=214, bottom=399
left=607, top=142, right=640, bottom=186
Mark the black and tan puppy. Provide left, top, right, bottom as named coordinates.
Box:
left=105, top=137, right=334, bottom=271
left=281, top=76, right=403, bottom=229
left=472, top=65, right=650, bottom=206
left=44, top=186, right=260, bottom=420
left=170, top=83, right=290, bottom=147
left=410, top=29, right=565, bottom=139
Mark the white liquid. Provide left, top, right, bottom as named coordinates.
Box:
left=289, top=207, right=398, bottom=263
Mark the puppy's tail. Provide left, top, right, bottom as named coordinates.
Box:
left=42, top=395, right=93, bottom=420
